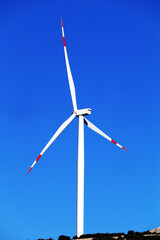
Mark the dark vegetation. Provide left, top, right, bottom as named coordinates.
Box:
left=36, top=230, right=160, bottom=240
left=38, top=238, right=54, bottom=240
left=75, top=231, right=160, bottom=240
left=58, top=235, right=71, bottom=240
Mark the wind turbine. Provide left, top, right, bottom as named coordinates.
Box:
left=27, top=18, right=127, bottom=238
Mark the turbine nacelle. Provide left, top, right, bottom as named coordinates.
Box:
left=75, top=108, right=92, bottom=116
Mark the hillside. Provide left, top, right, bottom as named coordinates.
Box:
left=36, top=228, right=160, bottom=240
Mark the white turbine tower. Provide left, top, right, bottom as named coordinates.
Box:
left=27, top=19, right=127, bottom=238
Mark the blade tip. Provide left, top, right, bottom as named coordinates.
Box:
left=122, top=147, right=127, bottom=151
left=27, top=167, right=32, bottom=174
left=61, top=18, right=63, bottom=27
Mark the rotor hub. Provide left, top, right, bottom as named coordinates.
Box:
left=75, top=108, right=92, bottom=116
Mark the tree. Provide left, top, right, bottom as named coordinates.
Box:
left=58, top=235, right=70, bottom=240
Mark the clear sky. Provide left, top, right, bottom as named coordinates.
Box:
left=0, top=1, right=160, bottom=240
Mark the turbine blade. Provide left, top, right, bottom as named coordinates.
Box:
left=84, top=118, right=127, bottom=151
left=61, top=18, right=77, bottom=112
left=27, top=113, right=76, bottom=174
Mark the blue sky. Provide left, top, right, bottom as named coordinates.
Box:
left=0, top=1, right=160, bottom=240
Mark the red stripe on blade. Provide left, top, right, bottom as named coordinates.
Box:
left=63, top=37, right=66, bottom=46
left=36, top=154, right=41, bottom=162
left=122, top=147, right=127, bottom=151
left=61, top=18, right=63, bottom=27
left=27, top=167, right=32, bottom=174
left=111, top=139, right=117, bottom=145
